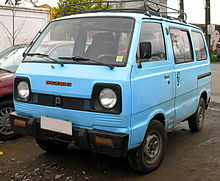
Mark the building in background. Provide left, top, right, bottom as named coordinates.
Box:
left=194, top=24, right=220, bottom=53
left=113, top=0, right=167, bottom=12
left=0, top=4, right=50, bottom=51
left=37, top=4, right=55, bottom=20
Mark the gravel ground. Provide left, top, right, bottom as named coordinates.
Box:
left=0, top=103, right=220, bottom=181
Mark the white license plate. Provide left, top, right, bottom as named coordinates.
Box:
left=40, top=116, right=72, bottom=136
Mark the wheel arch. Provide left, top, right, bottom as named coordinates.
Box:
left=151, top=113, right=165, bottom=127
left=129, top=111, right=166, bottom=150
left=200, top=91, right=209, bottom=110
left=0, top=94, right=13, bottom=104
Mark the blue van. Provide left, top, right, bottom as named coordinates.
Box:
left=10, top=1, right=211, bottom=173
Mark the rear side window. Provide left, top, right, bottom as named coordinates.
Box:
left=137, top=22, right=166, bottom=62
left=191, top=31, right=208, bottom=61
left=170, top=28, right=193, bottom=64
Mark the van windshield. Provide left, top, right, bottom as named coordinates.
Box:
left=26, top=17, right=134, bottom=67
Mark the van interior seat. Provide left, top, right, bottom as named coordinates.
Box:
left=85, top=32, right=116, bottom=61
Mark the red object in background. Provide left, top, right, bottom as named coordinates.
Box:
left=0, top=72, right=14, bottom=98
left=0, top=44, right=27, bottom=140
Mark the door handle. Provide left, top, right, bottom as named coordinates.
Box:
left=177, top=72, right=180, bottom=86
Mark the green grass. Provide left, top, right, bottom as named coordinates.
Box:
left=211, top=55, right=220, bottom=62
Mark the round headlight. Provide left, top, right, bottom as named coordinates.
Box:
left=17, top=81, right=30, bottom=99
left=99, top=88, right=117, bottom=109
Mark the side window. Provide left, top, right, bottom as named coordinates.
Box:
left=137, top=22, right=166, bottom=62
left=191, top=31, right=208, bottom=61
left=170, top=28, right=194, bottom=64
left=49, top=44, right=73, bottom=58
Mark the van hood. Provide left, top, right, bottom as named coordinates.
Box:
left=15, top=63, right=131, bottom=98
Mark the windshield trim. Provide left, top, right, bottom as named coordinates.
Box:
left=24, top=16, right=135, bottom=67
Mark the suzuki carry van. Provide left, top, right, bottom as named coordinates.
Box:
left=10, top=1, right=211, bottom=173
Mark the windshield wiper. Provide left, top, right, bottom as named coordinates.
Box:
left=0, top=68, right=12, bottom=73
left=25, top=53, right=64, bottom=67
left=58, top=56, right=114, bottom=70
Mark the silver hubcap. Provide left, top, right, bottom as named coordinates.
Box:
left=0, top=107, right=14, bottom=135
left=144, top=131, right=162, bottom=165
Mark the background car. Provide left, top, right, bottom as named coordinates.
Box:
left=217, top=42, right=220, bottom=58
left=0, top=44, right=27, bottom=140
left=0, top=42, right=74, bottom=140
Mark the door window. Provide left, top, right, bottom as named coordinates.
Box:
left=170, top=28, right=194, bottom=64
left=191, top=31, right=208, bottom=61
left=137, top=22, right=166, bottom=62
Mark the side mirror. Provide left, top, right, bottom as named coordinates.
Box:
left=139, top=42, right=152, bottom=60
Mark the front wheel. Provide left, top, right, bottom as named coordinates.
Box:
left=128, top=120, right=167, bottom=173
left=35, top=138, right=69, bottom=153
left=0, top=101, right=18, bottom=141
left=188, top=97, right=205, bottom=132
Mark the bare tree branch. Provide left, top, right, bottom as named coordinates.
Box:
left=5, top=0, right=14, bottom=5
left=0, top=24, right=13, bottom=45
left=14, top=19, right=26, bottom=40
left=2, top=2, right=29, bottom=46
left=0, top=22, right=13, bottom=38
left=5, top=31, right=13, bottom=45
left=12, top=6, right=15, bottom=45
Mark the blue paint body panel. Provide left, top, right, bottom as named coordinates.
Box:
left=13, top=12, right=211, bottom=151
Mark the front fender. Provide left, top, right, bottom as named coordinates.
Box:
left=129, top=108, right=168, bottom=149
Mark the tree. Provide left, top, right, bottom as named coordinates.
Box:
left=5, top=0, right=38, bottom=6
left=1, top=0, right=26, bottom=45
left=53, top=0, right=111, bottom=19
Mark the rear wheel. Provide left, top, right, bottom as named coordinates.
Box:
left=35, top=138, right=69, bottom=153
left=0, top=101, right=18, bottom=141
left=128, top=120, right=167, bottom=173
left=188, top=97, right=205, bottom=132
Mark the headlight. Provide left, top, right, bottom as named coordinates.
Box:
left=17, top=81, right=30, bottom=99
left=99, top=88, right=117, bottom=109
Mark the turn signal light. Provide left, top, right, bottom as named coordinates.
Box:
left=14, top=119, right=26, bottom=127
left=95, top=136, right=114, bottom=148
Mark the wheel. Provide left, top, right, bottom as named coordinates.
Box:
left=35, top=138, right=69, bottom=153
left=128, top=120, right=167, bottom=173
left=188, top=97, right=205, bottom=132
left=0, top=101, right=18, bottom=141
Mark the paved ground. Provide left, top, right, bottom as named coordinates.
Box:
left=0, top=102, right=220, bottom=181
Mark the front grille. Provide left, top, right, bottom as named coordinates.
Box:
left=34, top=94, right=54, bottom=106
left=32, top=93, right=92, bottom=111
left=62, top=97, right=91, bottom=111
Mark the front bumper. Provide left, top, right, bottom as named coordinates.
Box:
left=10, top=112, right=128, bottom=157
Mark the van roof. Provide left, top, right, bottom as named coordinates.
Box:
left=53, top=12, right=202, bottom=31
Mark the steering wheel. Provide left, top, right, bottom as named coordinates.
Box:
left=97, top=54, right=117, bottom=62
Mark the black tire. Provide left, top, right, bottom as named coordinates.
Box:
left=0, top=101, right=18, bottom=141
left=35, top=138, right=69, bottom=153
left=128, top=119, right=167, bottom=173
left=188, top=97, right=205, bottom=132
